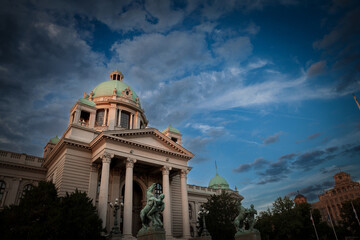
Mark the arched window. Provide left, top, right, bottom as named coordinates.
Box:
left=154, top=183, right=162, bottom=198
left=0, top=181, right=6, bottom=204
left=21, top=184, right=33, bottom=199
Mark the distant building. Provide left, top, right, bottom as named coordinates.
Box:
left=312, top=172, right=360, bottom=224
left=0, top=70, right=243, bottom=239
left=294, top=191, right=307, bottom=205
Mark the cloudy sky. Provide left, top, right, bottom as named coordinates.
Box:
left=1, top=0, right=359, bottom=210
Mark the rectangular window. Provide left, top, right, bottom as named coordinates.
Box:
left=80, top=111, right=90, bottom=126
left=120, top=111, right=130, bottom=129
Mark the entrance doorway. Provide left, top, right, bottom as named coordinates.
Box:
left=121, top=181, right=143, bottom=236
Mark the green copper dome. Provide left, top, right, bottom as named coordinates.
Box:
left=50, top=136, right=60, bottom=144
left=92, top=80, right=139, bottom=102
left=208, top=173, right=230, bottom=189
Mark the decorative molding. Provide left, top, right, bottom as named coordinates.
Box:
left=161, top=166, right=172, bottom=175
left=101, top=152, right=114, bottom=164
left=126, top=158, right=136, bottom=168
left=181, top=169, right=190, bottom=178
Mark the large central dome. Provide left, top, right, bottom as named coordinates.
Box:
left=91, top=70, right=139, bottom=104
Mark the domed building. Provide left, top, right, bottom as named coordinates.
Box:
left=0, top=71, right=243, bottom=239
left=294, top=191, right=307, bottom=205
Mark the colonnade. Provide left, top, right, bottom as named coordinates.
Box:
left=97, top=152, right=191, bottom=239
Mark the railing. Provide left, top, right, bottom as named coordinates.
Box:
left=0, top=150, right=44, bottom=165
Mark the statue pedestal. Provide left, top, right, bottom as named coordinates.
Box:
left=137, top=227, right=166, bottom=240
left=192, top=236, right=212, bottom=240
left=235, top=232, right=261, bottom=240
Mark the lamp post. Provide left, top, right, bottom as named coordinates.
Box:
left=109, top=198, right=121, bottom=239
left=199, top=207, right=210, bottom=237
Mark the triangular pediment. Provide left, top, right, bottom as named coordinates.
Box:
left=104, top=128, right=194, bottom=157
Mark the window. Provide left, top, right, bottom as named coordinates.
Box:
left=0, top=181, right=5, bottom=205
left=96, top=109, right=105, bottom=126
left=171, top=137, right=178, bottom=143
left=120, top=111, right=130, bottom=129
left=79, top=111, right=90, bottom=126
left=21, top=184, right=33, bottom=199
left=154, top=183, right=162, bottom=198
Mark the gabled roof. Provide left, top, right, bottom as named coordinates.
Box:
left=91, top=128, right=194, bottom=159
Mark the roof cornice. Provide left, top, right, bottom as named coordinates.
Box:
left=90, top=130, right=193, bottom=160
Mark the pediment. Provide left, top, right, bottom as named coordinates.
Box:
left=105, top=128, right=194, bottom=157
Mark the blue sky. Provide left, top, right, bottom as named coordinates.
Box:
left=0, top=0, right=359, bottom=210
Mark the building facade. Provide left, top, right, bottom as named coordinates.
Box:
left=0, top=71, right=242, bottom=239
left=312, top=172, right=360, bottom=224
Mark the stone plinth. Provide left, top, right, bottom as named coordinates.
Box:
left=137, top=228, right=166, bottom=240
left=235, top=232, right=261, bottom=240
left=192, top=236, right=212, bottom=240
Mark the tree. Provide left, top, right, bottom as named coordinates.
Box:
left=0, top=181, right=103, bottom=240
left=200, top=192, right=239, bottom=240
left=340, top=198, right=360, bottom=237
left=255, top=196, right=334, bottom=240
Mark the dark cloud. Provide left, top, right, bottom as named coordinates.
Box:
left=292, top=150, right=326, bottom=171
left=0, top=2, right=107, bottom=155
left=325, top=146, right=338, bottom=153
left=233, top=163, right=252, bottom=173
left=253, top=157, right=268, bottom=169
left=296, top=132, right=322, bottom=143
left=307, top=61, right=326, bottom=77
left=233, top=157, right=269, bottom=173
left=279, top=153, right=297, bottom=161
left=307, top=132, right=322, bottom=140
left=256, top=159, right=290, bottom=184
left=263, top=132, right=282, bottom=145
left=313, top=4, right=360, bottom=93
left=287, top=180, right=334, bottom=202
left=342, top=144, right=360, bottom=157
left=257, top=175, right=287, bottom=185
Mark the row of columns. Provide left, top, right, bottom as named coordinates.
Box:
left=97, top=152, right=191, bottom=239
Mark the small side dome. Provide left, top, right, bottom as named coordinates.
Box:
left=294, top=191, right=307, bottom=205
left=50, top=136, right=60, bottom=144
left=162, top=124, right=180, bottom=134
left=208, top=173, right=230, bottom=189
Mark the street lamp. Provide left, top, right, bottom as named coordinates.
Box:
left=199, top=207, right=210, bottom=237
left=109, top=198, right=121, bottom=237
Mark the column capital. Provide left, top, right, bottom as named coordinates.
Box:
left=161, top=166, right=172, bottom=175
left=101, top=152, right=114, bottom=164
left=126, top=158, right=136, bottom=168
left=181, top=168, right=190, bottom=178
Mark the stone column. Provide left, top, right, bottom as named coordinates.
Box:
left=88, top=164, right=99, bottom=205
left=130, top=114, right=133, bottom=129
left=123, top=158, right=136, bottom=239
left=6, top=178, right=20, bottom=205
left=98, top=152, right=113, bottom=228
left=162, top=166, right=172, bottom=238
left=74, top=109, right=81, bottom=124
left=108, top=104, right=117, bottom=130
left=180, top=169, right=191, bottom=239
left=103, top=109, right=108, bottom=126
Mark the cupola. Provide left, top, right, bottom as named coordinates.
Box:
left=110, top=70, right=124, bottom=81
left=162, top=124, right=182, bottom=145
